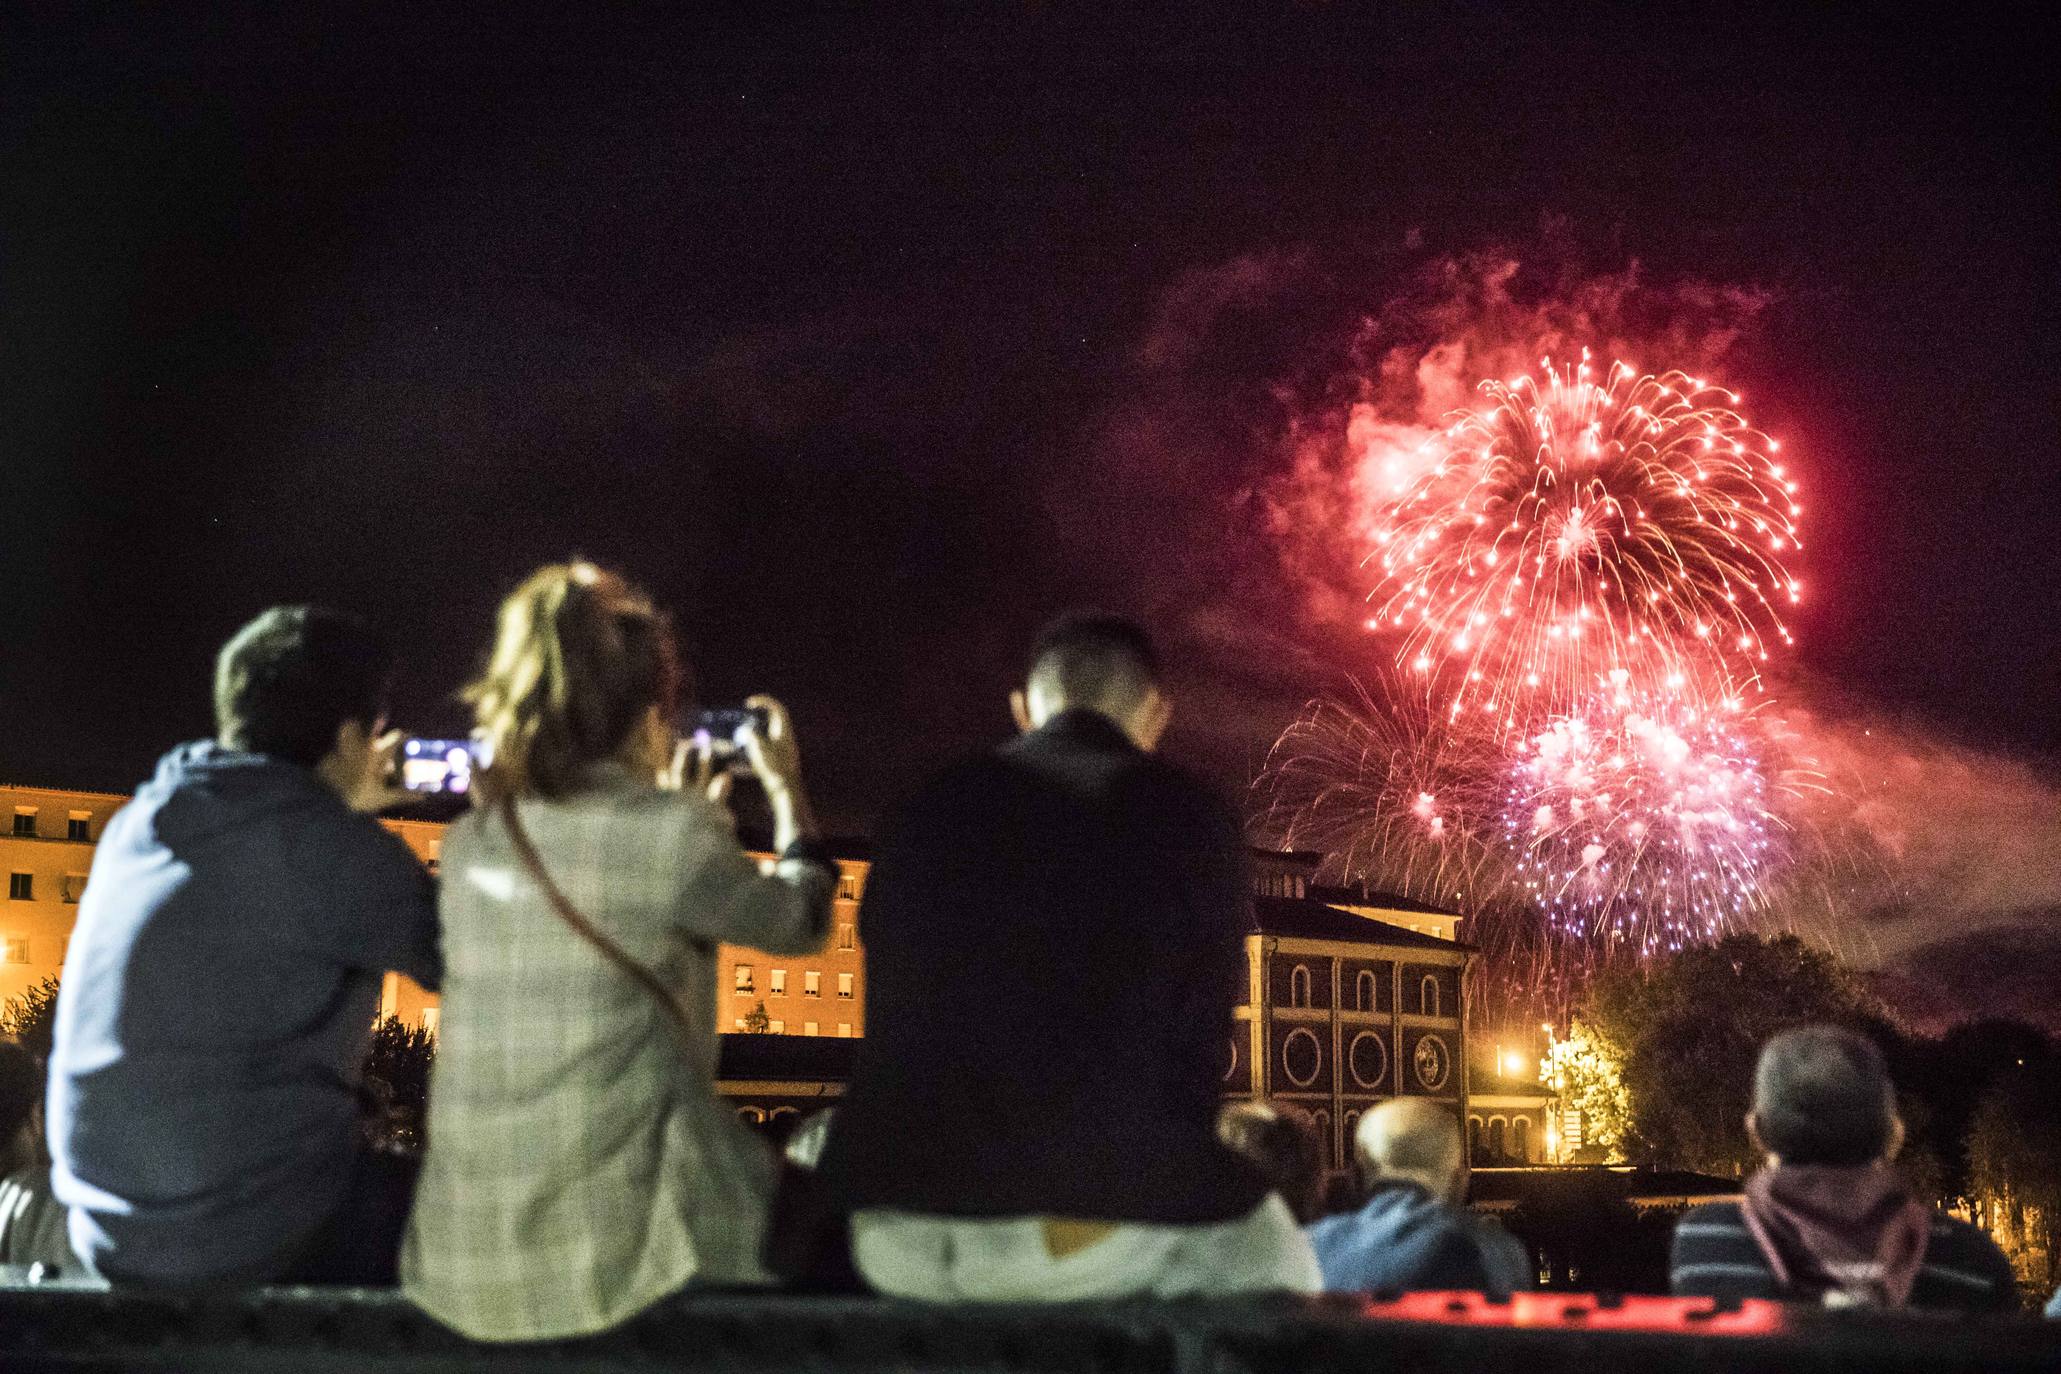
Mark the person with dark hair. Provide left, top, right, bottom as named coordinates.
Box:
left=818, top=612, right=1319, bottom=1301
left=47, top=606, right=440, bottom=1287
left=1305, top=1099, right=1531, bottom=1295
left=402, top=562, right=835, bottom=1340
left=1218, top=1100, right=1325, bottom=1225
left=0, top=1039, right=71, bottom=1270
left=1671, top=1025, right=2017, bottom=1310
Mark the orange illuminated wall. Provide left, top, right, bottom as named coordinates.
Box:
left=0, top=790, right=865, bottom=1037
left=0, top=785, right=129, bottom=1005
left=378, top=818, right=867, bottom=1037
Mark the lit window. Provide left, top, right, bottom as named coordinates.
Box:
left=804, top=1021, right=819, bottom=1036
left=804, top=971, right=821, bottom=997
left=837, top=923, right=857, bottom=951
left=734, top=964, right=754, bottom=995
left=837, top=1022, right=853, bottom=1037
left=11, top=812, right=35, bottom=838
left=836, top=874, right=861, bottom=902
left=769, top=1019, right=785, bottom=1034
left=67, top=813, right=90, bottom=842
left=7, top=874, right=30, bottom=902
left=769, top=968, right=787, bottom=996
left=837, top=973, right=854, bottom=999
left=734, top=1017, right=746, bottom=1030
left=2, top=936, right=26, bottom=964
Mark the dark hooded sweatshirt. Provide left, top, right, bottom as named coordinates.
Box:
left=48, top=743, right=440, bottom=1284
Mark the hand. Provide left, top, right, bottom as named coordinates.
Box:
left=348, top=729, right=420, bottom=815
left=664, top=736, right=735, bottom=806
left=738, top=695, right=805, bottom=797
left=740, top=694, right=819, bottom=848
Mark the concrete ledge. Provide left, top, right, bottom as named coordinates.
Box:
left=0, top=1284, right=2056, bottom=1373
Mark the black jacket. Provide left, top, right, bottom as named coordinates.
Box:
left=818, top=709, right=1266, bottom=1224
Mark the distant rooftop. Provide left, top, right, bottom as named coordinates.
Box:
left=1306, top=884, right=1460, bottom=919
left=717, top=1032, right=861, bottom=1081
left=1248, top=895, right=1473, bottom=953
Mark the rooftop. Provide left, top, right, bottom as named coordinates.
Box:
left=1248, top=896, right=1474, bottom=953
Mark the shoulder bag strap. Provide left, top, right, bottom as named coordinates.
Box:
left=499, top=793, right=698, bottom=1044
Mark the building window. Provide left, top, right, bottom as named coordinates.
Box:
left=804, top=1021, right=819, bottom=1036
left=734, top=964, right=754, bottom=995
left=1289, top=963, right=1312, bottom=1009
left=2, top=936, right=26, bottom=965
left=769, top=1019, right=785, bottom=1034
left=837, top=1022, right=853, bottom=1037
left=8, top=874, right=31, bottom=902
left=837, top=973, right=854, bottom=999
left=1489, top=1118, right=1507, bottom=1160
left=837, top=923, right=857, bottom=951
left=62, top=874, right=86, bottom=904
left=769, top=968, right=787, bottom=996
left=67, top=814, right=91, bottom=842
left=1513, top=1117, right=1531, bottom=1161
left=11, top=812, right=35, bottom=838
left=1420, top=974, right=1441, bottom=1018
left=804, top=970, right=821, bottom=997
left=836, top=874, right=861, bottom=902
left=734, top=1017, right=747, bottom=1031
left=1355, top=969, right=1377, bottom=1011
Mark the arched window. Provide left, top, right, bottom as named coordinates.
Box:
left=1488, top=1117, right=1507, bottom=1160
left=736, top=1106, right=766, bottom=1125
left=1513, top=1117, right=1531, bottom=1161
left=1290, top=963, right=1313, bottom=1008
left=1420, top=974, right=1441, bottom=1017
left=1356, top=969, right=1377, bottom=1011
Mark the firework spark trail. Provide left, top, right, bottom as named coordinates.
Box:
left=1365, top=349, right=1802, bottom=729
left=1501, top=677, right=1790, bottom=959
left=1255, top=679, right=1511, bottom=911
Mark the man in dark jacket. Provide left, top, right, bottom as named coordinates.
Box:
left=48, top=606, right=440, bottom=1286
left=1306, top=1098, right=1532, bottom=1294
left=818, top=614, right=1318, bottom=1300
left=1670, top=1025, right=2017, bottom=1311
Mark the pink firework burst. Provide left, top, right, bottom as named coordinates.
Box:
left=1365, top=348, right=1801, bottom=728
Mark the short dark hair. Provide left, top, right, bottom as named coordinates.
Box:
left=1218, top=1100, right=1324, bottom=1223
left=1753, top=1025, right=1897, bottom=1168
left=214, top=606, right=394, bottom=769
left=1027, top=612, right=1160, bottom=707
left=0, top=1040, right=42, bottom=1146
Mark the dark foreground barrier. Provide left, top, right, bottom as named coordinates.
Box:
left=1, top=1281, right=2058, bottom=1373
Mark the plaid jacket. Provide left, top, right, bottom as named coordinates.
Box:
left=401, top=764, right=833, bottom=1340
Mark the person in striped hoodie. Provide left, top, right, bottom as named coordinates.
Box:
left=1670, top=1025, right=2018, bottom=1312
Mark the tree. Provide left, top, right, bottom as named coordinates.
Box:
left=360, top=1016, right=436, bottom=1155
left=1968, top=1056, right=2061, bottom=1298
left=0, top=977, right=61, bottom=1060
left=1582, top=935, right=1879, bottom=1176
left=741, top=1000, right=771, bottom=1034
left=1541, top=1020, right=1630, bottom=1162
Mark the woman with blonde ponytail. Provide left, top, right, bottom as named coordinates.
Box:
left=402, top=561, right=835, bottom=1341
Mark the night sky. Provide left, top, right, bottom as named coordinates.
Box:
left=4, top=4, right=2055, bottom=846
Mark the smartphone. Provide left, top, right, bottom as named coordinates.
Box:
left=689, top=706, right=772, bottom=769
left=397, top=738, right=478, bottom=795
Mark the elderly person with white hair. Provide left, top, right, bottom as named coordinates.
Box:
left=1304, top=1098, right=1532, bottom=1295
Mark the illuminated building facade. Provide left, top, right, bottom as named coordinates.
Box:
left=0, top=785, right=129, bottom=1005
left=1230, top=849, right=1475, bottom=1177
